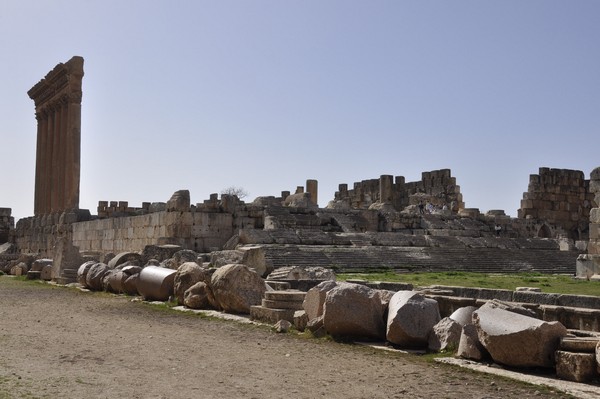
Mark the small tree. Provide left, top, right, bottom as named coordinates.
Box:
left=221, top=186, right=248, bottom=200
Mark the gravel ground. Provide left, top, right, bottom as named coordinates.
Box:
left=0, top=276, right=574, bottom=399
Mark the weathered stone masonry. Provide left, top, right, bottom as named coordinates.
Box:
left=519, top=168, right=595, bottom=240
left=0, top=208, right=14, bottom=244
left=332, top=169, right=464, bottom=212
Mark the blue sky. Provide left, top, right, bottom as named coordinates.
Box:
left=1, top=1, right=598, bottom=220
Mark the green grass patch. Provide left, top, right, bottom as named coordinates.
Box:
left=338, top=271, right=600, bottom=296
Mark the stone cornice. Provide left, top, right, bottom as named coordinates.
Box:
left=27, top=56, right=84, bottom=110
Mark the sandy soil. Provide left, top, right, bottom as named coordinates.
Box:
left=0, top=276, right=572, bottom=399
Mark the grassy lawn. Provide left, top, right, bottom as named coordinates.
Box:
left=338, top=271, right=600, bottom=297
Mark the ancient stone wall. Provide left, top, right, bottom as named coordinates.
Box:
left=71, top=211, right=229, bottom=253
left=28, top=56, right=84, bottom=216
left=97, top=200, right=151, bottom=218
left=588, top=168, right=600, bottom=256
left=331, top=169, right=464, bottom=212
left=14, top=210, right=89, bottom=257
left=13, top=190, right=264, bottom=257
left=0, top=208, right=14, bottom=244
left=518, top=168, right=595, bottom=240
left=576, top=167, right=600, bottom=277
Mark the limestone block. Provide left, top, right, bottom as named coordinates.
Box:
left=303, top=280, right=338, bottom=321
left=386, top=291, right=441, bottom=348
left=457, top=324, right=486, bottom=360
left=589, top=241, right=600, bottom=255
left=146, top=227, right=156, bottom=239
left=101, top=240, right=112, bottom=252
left=250, top=305, right=295, bottom=324
left=150, top=212, right=160, bottom=225
left=449, top=306, right=478, bottom=326
left=589, top=224, right=600, bottom=240
left=480, top=298, right=538, bottom=318
left=555, top=351, right=598, bottom=383
left=31, top=258, right=52, bottom=272
left=210, top=264, right=266, bottom=314
left=590, top=209, right=600, bottom=224
left=560, top=337, right=599, bottom=352
left=473, top=306, right=567, bottom=368
left=122, top=273, right=140, bottom=295
left=166, top=190, right=190, bottom=212
left=262, top=299, right=304, bottom=310
left=183, top=281, right=212, bottom=309
left=85, top=263, right=110, bottom=291
left=77, top=260, right=96, bottom=286
left=40, top=264, right=52, bottom=281
left=10, top=262, right=28, bottom=276
left=165, top=211, right=180, bottom=225
left=293, top=310, right=308, bottom=332
left=174, top=262, right=207, bottom=305
left=428, top=317, right=462, bottom=352
left=107, top=270, right=127, bottom=293
left=108, top=252, right=142, bottom=269
left=557, top=293, right=600, bottom=309
left=323, top=282, right=387, bottom=340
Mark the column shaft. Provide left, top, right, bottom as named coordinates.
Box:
left=46, top=110, right=55, bottom=214
left=306, top=179, right=318, bottom=206
left=51, top=106, right=61, bottom=212
left=34, top=114, right=43, bottom=215
left=379, top=175, right=393, bottom=203
left=64, top=100, right=81, bottom=210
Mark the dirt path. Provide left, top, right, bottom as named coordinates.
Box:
left=0, top=277, right=571, bottom=399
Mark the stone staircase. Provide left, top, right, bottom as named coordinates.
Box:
left=239, top=210, right=581, bottom=275
left=255, top=245, right=579, bottom=274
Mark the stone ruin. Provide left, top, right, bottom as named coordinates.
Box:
left=519, top=167, right=595, bottom=240
left=28, top=56, right=83, bottom=216
left=577, top=167, right=600, bottom=279
left=2, top=56, right=600, bottom=387
left=1, top=57, right=599, bottom=282
left=0, top=208, right=14, bottom=244
left=329, top=169, right=464, bottom=213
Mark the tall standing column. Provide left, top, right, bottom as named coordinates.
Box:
left=33, top=113, right=43, bottom=215
left=379, top=175, right=393, bottom=204
left=306, top=179, right=318, bottom=206
left=52, top=104, right=63, bottom=212
left=46, top=108, right=55, bottom=213
left=39, top=111, right=49, bottom=214
left=65, top=92, right=81, bottom=210
left=59, top=100, right=69, bottom=210
left=28, top=56, right=84, bottom=215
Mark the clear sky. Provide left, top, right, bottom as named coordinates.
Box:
left=1, top=1, right=598, bottom=221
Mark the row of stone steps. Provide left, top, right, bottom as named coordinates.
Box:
left=241, top=228, right=563, bottom=250
left=258, top=245, right=578, bottom=275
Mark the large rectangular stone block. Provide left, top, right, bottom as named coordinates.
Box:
left=588, top=241, right=600, bottom=255
left=589, top=224, right=600, bottom=240
left=590, top=208, right=600, bottom=224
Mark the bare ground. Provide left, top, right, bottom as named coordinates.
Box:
left=0, top=276, right=573, bottom=399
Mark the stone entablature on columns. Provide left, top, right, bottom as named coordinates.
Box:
left=28, top=56, right=84, bottom=216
